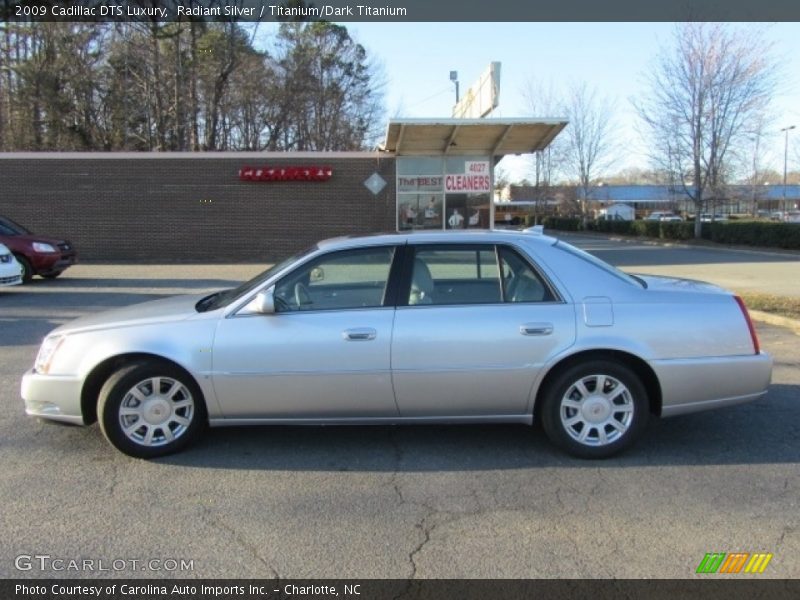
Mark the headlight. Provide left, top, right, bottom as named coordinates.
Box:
left=32, top=242, right=56, bottom=253
left=35, top=335, right=65, bottom=374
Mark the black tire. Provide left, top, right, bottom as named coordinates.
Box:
left=40, top=271, right=62, bottom=279
left=98, top=360, right=207, bottom=458
left=14, top=254, right=33, bottom=283
left=540, top=360, right=649, bottom=459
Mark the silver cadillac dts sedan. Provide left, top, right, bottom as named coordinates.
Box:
left=22, top=229, right=772, bottom=459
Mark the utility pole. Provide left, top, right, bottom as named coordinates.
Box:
left=450, top=71, right=459, bottom=104
left=781, top=125, right=796, bottom=217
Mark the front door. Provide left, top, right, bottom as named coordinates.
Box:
left=212, top=246, right=401, bottom=419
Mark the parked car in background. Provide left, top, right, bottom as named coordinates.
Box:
left=771, top=211, right=800, bottom=223
left=645, top=211, right=682, bottom=222
left=0, top=243, right=23, bottom=287
left=699, top=214, right=728, bottom=222
left=22, top=230, right=772, bottom=460
left=0, top=216, right=77, bottom=282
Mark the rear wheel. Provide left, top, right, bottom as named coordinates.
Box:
left=14, top=254, right=33, bottom=283
left=98, top=361, right=207, bottom=458
left=40, top=271, right=62, bottom=279
left=540, top=360, right=649, bottom=459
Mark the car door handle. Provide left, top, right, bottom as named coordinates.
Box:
left=520, top=323, right=553, bottom=336
left=343, top=328, right=377, bottom=341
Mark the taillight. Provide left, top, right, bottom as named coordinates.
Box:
left=734, top=296, right=760, bottom=355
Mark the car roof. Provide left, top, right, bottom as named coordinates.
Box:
left=316, top=229, right=559, bottom=251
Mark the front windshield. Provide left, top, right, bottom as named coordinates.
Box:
left=196, top=245, right=317, bottom=312
left=554, top=240, right=646, bottom=288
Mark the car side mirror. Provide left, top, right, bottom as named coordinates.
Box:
left=254, top=287, right=276, bottom=315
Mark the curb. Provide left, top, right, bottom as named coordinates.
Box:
left=749, top=310, right=800, bottom=336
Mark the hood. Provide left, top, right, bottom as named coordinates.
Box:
left=635, top=274, right=730, bottom=295
left=2, top=232, right=67, bottom=245
left=0, top=232, right=70, bottom=252
left=51, top=293, right=208, bottom=336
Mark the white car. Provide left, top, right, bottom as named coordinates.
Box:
left=0, top=243, right=23, bottom=287
left=699, top=214, right=728, bottom=223
left=645, top=212, right=682, bottom=222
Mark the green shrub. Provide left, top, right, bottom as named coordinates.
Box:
left=708, top=221, right=800, bottom=249
left=543, top=217, right=582, bottom=231
left=659, top=222, right=695, bottom=240
left=545, top=216, right=800, bottom=250
left=589, top=220, right=634, bottom=235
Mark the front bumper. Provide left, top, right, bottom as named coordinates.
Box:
left=0, top=272, right=22, bottom=286
left=654, top=352, right=773, bottom=417
left=21, top=369, right=85, bottom=425
left=0, top=260, right=22, bottom=286
left=31, top=251, right=77, bottom=274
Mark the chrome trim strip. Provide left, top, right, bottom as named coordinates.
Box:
left=209, top=414, right=533, bottom=427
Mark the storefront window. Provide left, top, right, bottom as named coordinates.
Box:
left=397, top=156, right=492, bottom=231
left=398, top=194, right=443, bottom=230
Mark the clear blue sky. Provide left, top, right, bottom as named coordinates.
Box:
left=256, top=22, right=800, bottom=181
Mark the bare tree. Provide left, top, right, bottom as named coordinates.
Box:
left=636, top=23, right=779, bottom=236
left=521, top=77, right=570, bottom=221
left=274, top=22, right=384, bottom=151
left=560, top=82, right=618, bottom=216
left=738, top=112, right=774, bottom=215
left=0, top=20, right=383, bottom=152
left=521, top=77, right=564, bottom=188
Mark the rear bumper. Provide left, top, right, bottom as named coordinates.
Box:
left=653, top=352, right=772, bottom=417
left=21, top=369, right=85, bottom=425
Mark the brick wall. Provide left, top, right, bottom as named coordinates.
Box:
left=0, top=154, right=396, bottom=262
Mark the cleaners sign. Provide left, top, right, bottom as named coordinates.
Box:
left=444, top=161, right=491, bottom=193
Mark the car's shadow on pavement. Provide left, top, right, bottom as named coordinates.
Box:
left=156, top=383, right=800, bottom=471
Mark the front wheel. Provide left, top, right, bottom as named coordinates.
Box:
left=540, top=360, right=649, bottom=459
left=98, top=361, right=207, bottom=458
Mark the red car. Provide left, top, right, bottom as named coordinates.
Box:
left=0, top=216, right=77, bottom=282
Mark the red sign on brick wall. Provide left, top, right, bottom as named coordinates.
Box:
left=239, top=166, right=333, bottom=182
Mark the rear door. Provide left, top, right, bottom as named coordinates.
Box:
left=391, top=243, right=576, bottom=417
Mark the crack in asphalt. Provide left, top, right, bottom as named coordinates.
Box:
left=105, top=458, right=121, bottom=498
left=386, top=429, right=477, bottom=590
left=199, top=505, right=279, bottom=579
left=776, top=525, right=793, bottom=549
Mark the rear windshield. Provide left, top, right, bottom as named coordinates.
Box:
left=553, top=240, right=645, bottom=288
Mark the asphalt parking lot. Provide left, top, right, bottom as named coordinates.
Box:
left=1, top=238, right=798, bottom=579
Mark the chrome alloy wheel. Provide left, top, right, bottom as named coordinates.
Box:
left=118, top=376, right=195, bottom=447
left=559, top=374, right=634, bottom=447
